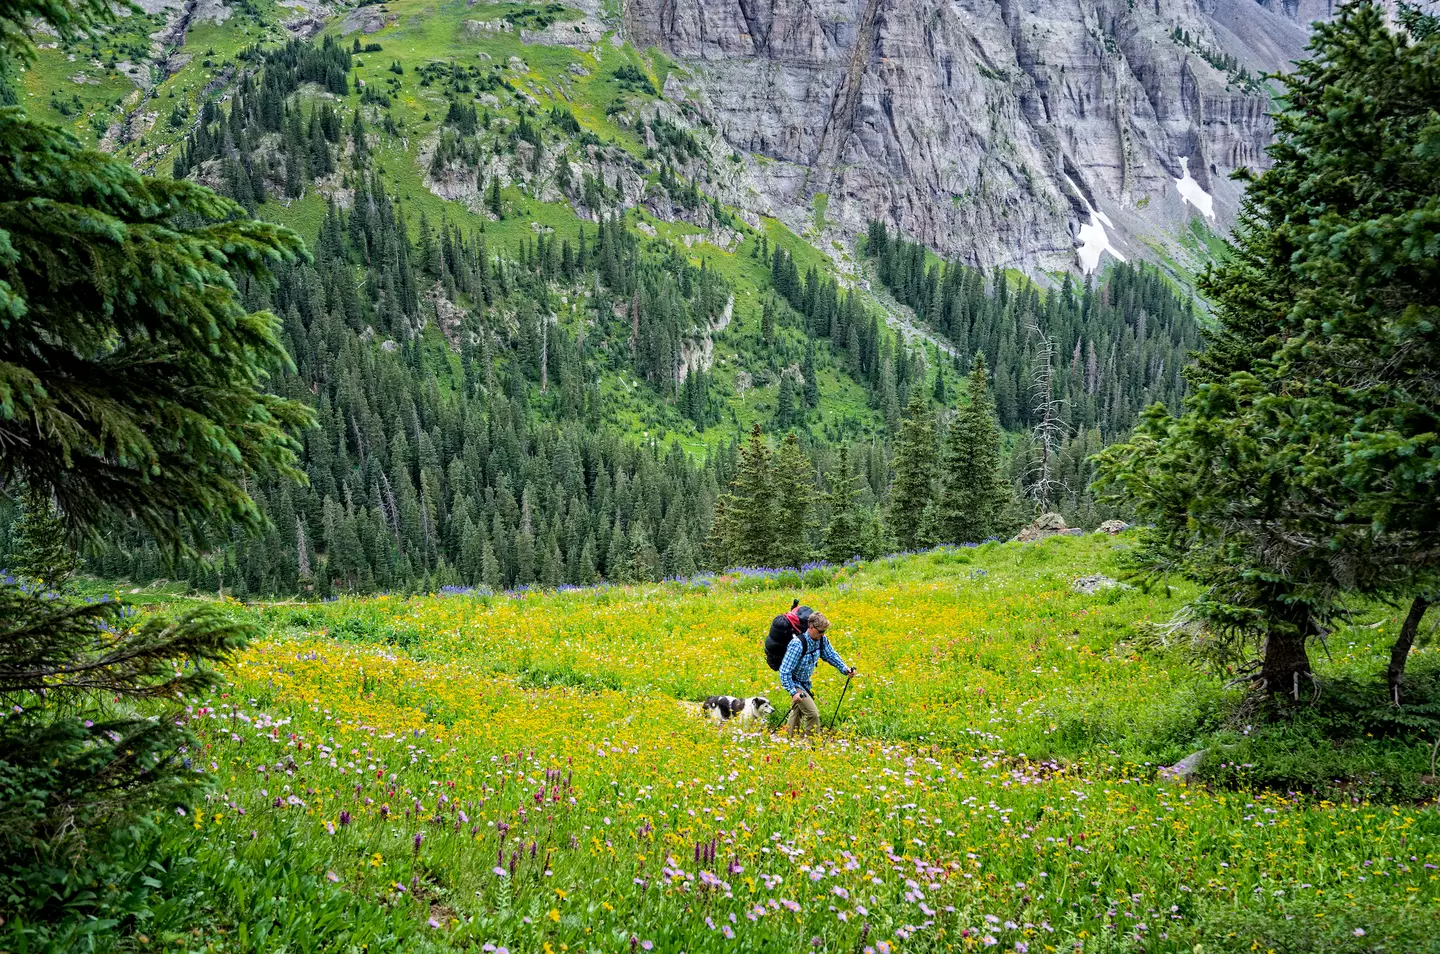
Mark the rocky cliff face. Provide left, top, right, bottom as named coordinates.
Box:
left=625, top=0, right=1318, bottom=273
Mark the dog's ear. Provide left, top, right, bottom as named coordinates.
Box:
left=753, top=696, right=768, bottom=709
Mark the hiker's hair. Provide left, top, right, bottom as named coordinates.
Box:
left=808, top=612, right=830, bottom=634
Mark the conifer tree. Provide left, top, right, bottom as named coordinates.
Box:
left=861, top=507, right=895, bottom=561
left=459, top=517, right=483, bottom=585
left=578, top=536, right=599, bottom=584
left=350, top=108, right=367, bottom=167
left=1097, top=2, right=1440, bottom=701
left=0, top=0, right=312, bottom=917
left=776, top=375, right=796, bottom=428
left=7, top=486, right=81, bottom=592
left=772, top=433, right=814, bottom=568
left=936, top=354, right=1008, bottom=544
left=1, top=102, right=311, bottom=546
left=515, top=524, right=536, bottom=586
left=481, top=538, right=503, bottom=589
left=705, top=494, right=736, bottom=569
left=887, top=392, right=938, bottom=550
left=605, top=517, right=628, bottom=581
left=725, top=424, right=777, bottom=566
left=802, top=344, right=819, bottom=408
left=627, top=522, right=659, bottom=581
left=488, top=175, right=503, bottom=217
left=822, top=450, right=865, bottom=564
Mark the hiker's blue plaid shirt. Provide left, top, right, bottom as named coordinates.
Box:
left=778, top=634, right=849, bottom=696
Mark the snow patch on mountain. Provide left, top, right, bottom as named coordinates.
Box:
left=1175, top=157, right=1216, bottom=220
left=1069, top=178, right=1126, bottom=275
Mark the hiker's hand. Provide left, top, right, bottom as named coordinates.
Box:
left=791, top=691, right=802, bottom=703
left=847, top=667, right=857, bottom=677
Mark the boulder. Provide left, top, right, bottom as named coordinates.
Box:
left=1095, top=519, right=1128, bottom=535
left=1011, top=512, right=1079, bottom=543
left=1033, top=512, right=1068, bottom=531
left=1159, top=749, right=1208, bottom=783
left=1071, top=575, right=1129, bottom=595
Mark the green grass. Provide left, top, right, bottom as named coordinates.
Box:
left=810, top=191, right=829, bottom=233
left=19, top=36, right=150, bottom=143
left=22, top=535, right=1439, bottom=953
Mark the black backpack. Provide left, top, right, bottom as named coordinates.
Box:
left=764, top=601, right=811, bottom=671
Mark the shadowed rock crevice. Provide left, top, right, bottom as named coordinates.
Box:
left=806, top=0, right=885, bottom=197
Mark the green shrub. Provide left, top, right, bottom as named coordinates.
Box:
left=802, top=565, right=834, bottom=587
left=612, top=63, right=657, bottom=95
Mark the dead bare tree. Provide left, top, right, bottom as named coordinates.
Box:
left=1026, top=322, right=1067, bottom=511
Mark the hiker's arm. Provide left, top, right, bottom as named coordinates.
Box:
left=778, top=640, right=801, bottom=696
left=821, top=639, right=850, bottom=675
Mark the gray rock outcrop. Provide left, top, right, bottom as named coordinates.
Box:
left=623, top=0, right=1322, bottom=273
left=1072, top=574, right=1131, bottom=595
left=1012, top=512, right=1081, bottom=543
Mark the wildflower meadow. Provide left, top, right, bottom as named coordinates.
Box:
left=113, top=536, right=1437, bottom=952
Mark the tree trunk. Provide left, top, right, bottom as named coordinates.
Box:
left=1387, top=595, right=1431, bottom=707
left=1260, top=599, right=1314, bottom=699
left=1260, top=628, right=1313, bottom=699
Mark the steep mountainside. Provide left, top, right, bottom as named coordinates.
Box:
left=3, top=0, right=1269, bottom=594
left=21, top=0, right=1334, bottom=278
left=624, top=0, right=1318, bottom=272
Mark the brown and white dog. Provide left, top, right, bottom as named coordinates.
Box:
left=701, top=695, right=775, bottom=726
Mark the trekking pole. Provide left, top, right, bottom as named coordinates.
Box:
left=828, top=673, right=853, bottom=731
left=776, top=695, right=798, bottom=735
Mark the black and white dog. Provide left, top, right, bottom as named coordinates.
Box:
left=701, top=695, right=775, bottom=726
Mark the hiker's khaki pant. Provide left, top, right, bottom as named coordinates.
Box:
left=786, top=692, right=820, bottom=735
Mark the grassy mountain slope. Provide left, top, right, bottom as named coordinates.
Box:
left=20, top=0, right=894, bottom=444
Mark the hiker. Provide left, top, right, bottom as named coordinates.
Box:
left=778, top=612, right=855, bottom=736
